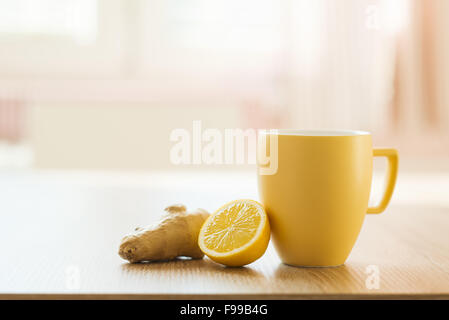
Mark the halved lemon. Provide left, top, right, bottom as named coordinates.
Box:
left=198, top=199, right=270, bottom=267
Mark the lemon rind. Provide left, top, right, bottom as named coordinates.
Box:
left=198, top=199, right=268, bottom=258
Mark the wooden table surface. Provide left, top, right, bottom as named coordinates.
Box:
left=0, top=170, right=448, bottom=299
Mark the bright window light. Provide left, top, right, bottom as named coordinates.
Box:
left=165, top=0, right=282, bottom=52
left=382, top=0, right=410, bottom=34
left=0, top=0, right=97, bottom=43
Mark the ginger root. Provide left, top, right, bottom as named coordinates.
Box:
left=118, top=204, right=209, bottom=263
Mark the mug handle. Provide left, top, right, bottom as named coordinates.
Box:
left=367, top=148, right=399, bottom=214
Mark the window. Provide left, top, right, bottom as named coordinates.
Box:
left=0, top=0, right=123, bottom=77
left=165, top=0, right=282, bottom=52
left=0, top=0, right=97, bottom=44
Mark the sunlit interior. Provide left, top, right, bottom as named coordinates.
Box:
left=0, top=0, right=448, bottom=171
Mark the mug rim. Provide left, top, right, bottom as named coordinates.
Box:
left=258, top=129, right=370, bottom=136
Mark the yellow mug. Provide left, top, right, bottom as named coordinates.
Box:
left=257, top=130, right=398, bottom=267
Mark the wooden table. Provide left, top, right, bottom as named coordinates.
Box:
left=0, top=170, right=448, bottom=299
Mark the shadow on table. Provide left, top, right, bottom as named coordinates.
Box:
left=273, top=263, right=363, bottom=293
left=121, top=257, right=266, bottom=282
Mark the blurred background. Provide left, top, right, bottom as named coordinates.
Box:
left=0, top=0, right=448, bottom=171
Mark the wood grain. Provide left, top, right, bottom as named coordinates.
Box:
left=0, top=171, right=448, bottom=299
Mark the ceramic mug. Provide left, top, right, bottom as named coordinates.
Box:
left=257, top=130, right=398, bottom=267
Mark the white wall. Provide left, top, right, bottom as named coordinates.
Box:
left=31, top=103, right=243, bottom=170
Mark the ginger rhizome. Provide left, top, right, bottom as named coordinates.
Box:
left=118, top=204, right=209, bottom=263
